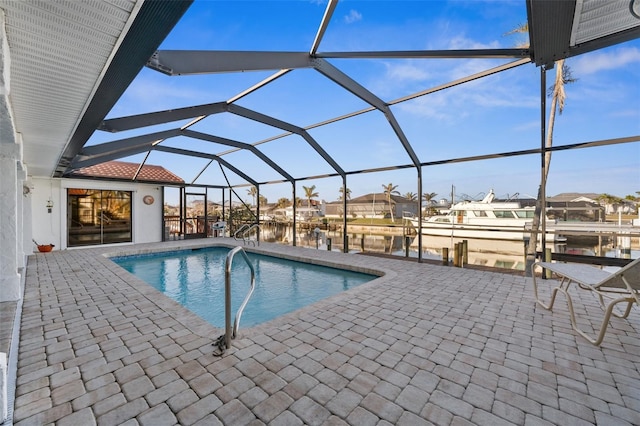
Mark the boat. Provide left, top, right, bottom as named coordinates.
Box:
left=408, top=190, right=564, bottom=243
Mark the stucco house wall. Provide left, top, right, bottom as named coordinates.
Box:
left=30, top=178, right=163, bottom=252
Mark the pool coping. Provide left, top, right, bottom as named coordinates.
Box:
left=100, top=239, right=397, bottom=341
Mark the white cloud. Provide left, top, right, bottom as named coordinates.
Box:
left=447, top=35, right=500, bottom=50
left=571, top=47, right=640, bottom=75
left=397, top=93, right=453, bottom=122
left=609, top=108, right=640, bottom=118
left=384, top=62, right=430, bottom=82
left=514, top=120, right=540, bottom=132
left=344, top=9, right=362, bottom=24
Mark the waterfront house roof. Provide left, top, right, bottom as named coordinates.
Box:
left=67, top=161, right=185, bottom=185
left=549, top=193, right=602, bottom=203
left=348, top=193, right=415, bottom=205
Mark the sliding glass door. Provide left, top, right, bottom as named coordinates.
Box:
left=67, top=189, right=132, bottom=247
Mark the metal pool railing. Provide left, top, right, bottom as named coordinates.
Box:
left=214, top=246, right=256, bottom=356
left=233, top=223, right=260, bottom=246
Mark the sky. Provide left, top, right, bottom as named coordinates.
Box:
left=91, top=0, right=640, bottom=205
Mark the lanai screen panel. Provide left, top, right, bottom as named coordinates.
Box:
left=203, top=149, right=285, bottom=186
left=257, top=133, right=339, bottom=180
left=233, top=68, right=372, bottom=132
left=544, top=147, right=639, bottom=196
left=187, top=111, right=286, bottom=146
left=321, top=1, right=528, bottom=52
left=542, top=44, right=640, bottom=147
left=307, top=111, right=416, bottom=171
left=421, top=155, right=540, bottom=204
left=398, top=62, right=542, bottom=163
left=347, top=169, right=421, bottom=201
left=144, top=150, right=215, bottom=186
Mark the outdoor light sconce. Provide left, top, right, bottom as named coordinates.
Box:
left=46, top=199, right=53, bottom=213
left=632, top=0, right=640, bottom=19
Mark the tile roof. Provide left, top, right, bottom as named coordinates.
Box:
left=348, top=193, right=414, bottom=204
left=68, top=161, right=184, bottom=184
left=549, top=193, right=602, bottom=202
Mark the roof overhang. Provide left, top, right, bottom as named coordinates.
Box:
left=527, top=0, right=640, bottom=68
left=0, top=0, right=192, bottom=178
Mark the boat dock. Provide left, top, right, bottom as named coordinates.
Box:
left=551, top=221, right=639, bottom=236
left=527, top=221, right=639, bottom=241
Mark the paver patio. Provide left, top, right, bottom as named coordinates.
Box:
left=7, top=240, right=640, bottom=425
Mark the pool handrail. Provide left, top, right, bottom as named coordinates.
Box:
left=222, top=246, right=256, bottom=352
left=233, top=224, right=251, bottom=241
left=241, top=224, right=260, bottom=246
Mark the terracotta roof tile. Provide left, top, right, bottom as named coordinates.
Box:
left=69, top=161, right=184, bottom=184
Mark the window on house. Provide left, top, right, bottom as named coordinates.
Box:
left=67, top=189, right=132, bottom=246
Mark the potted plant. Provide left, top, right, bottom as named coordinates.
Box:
left=33, top=239, right=54, bottom=253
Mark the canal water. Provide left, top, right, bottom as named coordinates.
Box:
left=258, top=222, right=638, bottom=272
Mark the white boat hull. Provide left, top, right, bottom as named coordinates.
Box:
left=410, top=189, right=566, bottom=243
left=409, top=219, right=561, bottom=243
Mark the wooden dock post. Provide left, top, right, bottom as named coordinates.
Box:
left=442, top=248, right=449, bottom=266
left=405, top=236, right=410, bottom=258
left=453, top=243, right=460, bottom=267
left=462, top=240, right=468, bottom=266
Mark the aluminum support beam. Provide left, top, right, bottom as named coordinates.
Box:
left=341, top=176, right=348, bottom=253
left=146, top=50, right=314, bottom=75
left=228, top=104, right=346, bottom=176
left=391, top=58, right=531, bottom=105
left=71, top=131, right=180, bottom=169
left=79, top=129, right=181, bottom=157
left=312, top=58, right=387, bottom=111
left=313, top=58, right=421, bottom=168
left=228, top=104, right=303, bottom=134
left=527, top=0, right=576, bottom=68
left=183, top=129, right=295, bottom=182
left=381, top=107, right=421, bottom=168
left=221, top=59, right=531, bottom=152
left=132, top=152, right=151, bottom=181
left=99, top=102, right=227, bottom=132
left=228, top=70, right=291, bottom=104
left=146, top=48, right=530, bottom=78
left=316, top=49, right=529, bottom=59
left=153, top=145, right=258, bottom=186
left=191, top=159, right=215, bottom=185
left=71, top=144, right=157, bottom=170
left=540, top=67, right=547, bottom=258
left=310, top=0, right=338, bottom=55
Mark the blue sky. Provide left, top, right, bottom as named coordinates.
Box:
left=94, top=0, right=640, bottom=205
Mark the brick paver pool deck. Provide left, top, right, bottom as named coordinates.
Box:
left=8, top=240, right=640, bottom=425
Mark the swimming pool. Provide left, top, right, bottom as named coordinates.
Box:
left=112, top=247, right=376, bottom=328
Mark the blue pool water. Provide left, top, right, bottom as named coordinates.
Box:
left=112, top=247, right=376, bottom=328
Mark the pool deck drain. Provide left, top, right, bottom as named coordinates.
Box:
left=9, top=240, right=640, bottom=425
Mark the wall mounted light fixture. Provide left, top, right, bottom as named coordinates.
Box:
left=632, top=0, right=640, bottom=19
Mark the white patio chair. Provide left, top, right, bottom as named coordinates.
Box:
left=211, top=221, right=227, bottom=237
left=531, top=258, right=640, bottom=345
